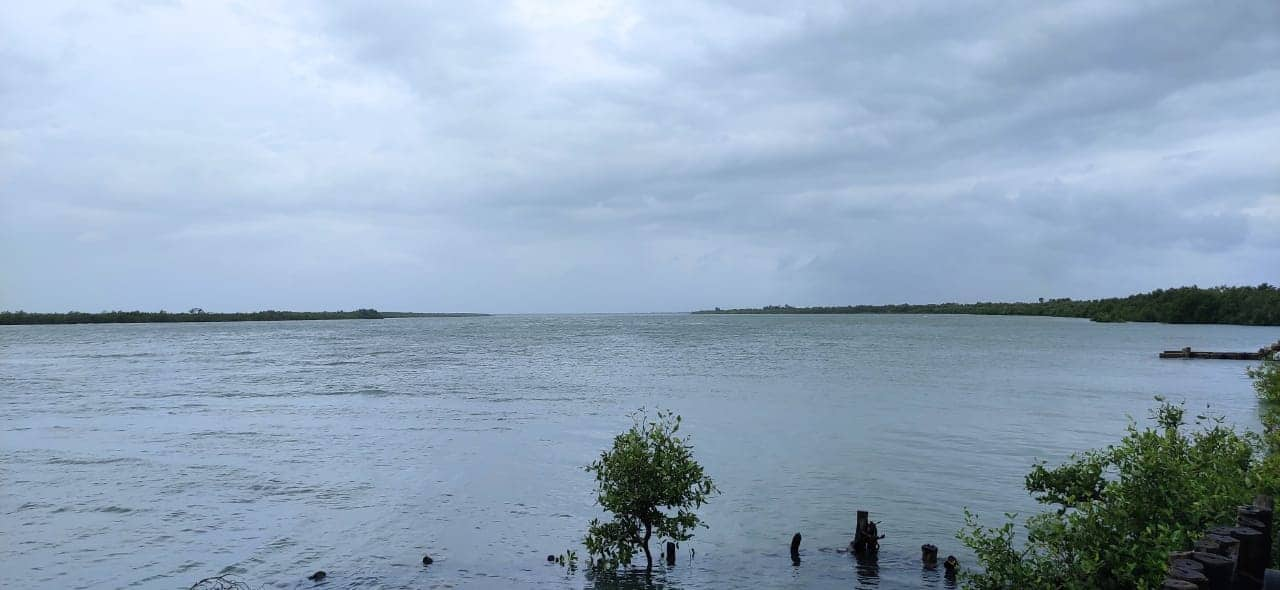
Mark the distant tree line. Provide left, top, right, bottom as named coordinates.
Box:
left=694, top=284, right=1280, bottom=326
left=0, top=308, right=384, bottom=325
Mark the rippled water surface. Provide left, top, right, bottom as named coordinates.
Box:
left=2, top=315, right=1275, bottom=589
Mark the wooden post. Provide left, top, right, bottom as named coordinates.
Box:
left=1240, top=502, right=1274, bottom=565
left=1170, top=558, right=1203, bottom=573
left=1195, top=536, right=1232, bottom=557
left=1223, top=525, right=1264, bottom=589
left=1190, top=551, right=1233, bottom=590
left=1205, top=528, right=1242, bottom=558
left=665, top=542, right=676, bottom=566
left=1183, top=346, right=1193, bottom=358
left=852, top=510, right=882, bottom=554
left=943, top=555, right=959, bottom=580
left=853, top=511, right=870, bottom=553
left=921, top=544, right=938, bottom=567
left=1167, top=565, right=1209, bottom=589
left=790, top=533, right=801, bottom=564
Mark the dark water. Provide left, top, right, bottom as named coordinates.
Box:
left=2, top=315, right=1275, bottom=589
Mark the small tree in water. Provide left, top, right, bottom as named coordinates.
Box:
left=584, top=410, right=718, bottom=572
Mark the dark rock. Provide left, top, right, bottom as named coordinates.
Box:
left=547, top=554, right=556, bottom=562
left=307, top=571, right=326, bottom=582
left=422, top=555, right=434, bottom=566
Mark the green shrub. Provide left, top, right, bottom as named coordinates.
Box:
left=959, top=400, right=1261, bottom=590
left=1250, top=358, right=1280, bottom=404
left=583, top=410, right=718, bottom=572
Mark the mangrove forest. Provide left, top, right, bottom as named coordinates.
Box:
left=695, top=284, right=1280, bottom=326
left=0, top=309, right=488, bottom=325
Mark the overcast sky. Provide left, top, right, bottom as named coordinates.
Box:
left=2, top=1, right=1277, bottom=313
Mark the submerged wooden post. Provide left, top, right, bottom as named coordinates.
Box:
left=790, top=533, right=801, bottom=564
left=921, top=544, right=938, bottom=567
left=852, top=510, right=882, bottom=554
left=943, top=555, right=959, bottom=580
left=665, top=542, right=676, bottom=566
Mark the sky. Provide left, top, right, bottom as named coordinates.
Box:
left=1, top=1, right=1278, bottom=313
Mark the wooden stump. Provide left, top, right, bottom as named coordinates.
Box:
left=921, top=544, right=938, bottom=567
left=666, top=542, right=676, bottom=566
left=1241, top=502, right=1274, bottom=565
left=790, top=533, right=801, bottom=564
left=1170, top=558, right=1203, bottom=573
left=852, top=511, right=870, bottom=553
left=1167, top=565, right=1209, bottom=589
left=943, top=555, right=959, bottom=580
left=1190, top=551, right=1233, bottom=590
left=1222, top=525, right=1265, bottom=590
left=851, top=510, right=882, bottom=554
left=1205, top=528, right=1242, bottom=558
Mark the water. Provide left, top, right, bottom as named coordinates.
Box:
left=1, top=314, right=1274, bottom=589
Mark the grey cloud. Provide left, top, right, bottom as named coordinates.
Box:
left=1, top=1, right=1277, bottom=312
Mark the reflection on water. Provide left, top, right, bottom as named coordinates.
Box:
left=853, top=551, right=879, bottom=586
left=586, top=569, right=674, bottom=590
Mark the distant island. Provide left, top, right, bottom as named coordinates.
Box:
left=0, top=309, right=490, bottom=325
left=694, top=285, right=1280, bottom=326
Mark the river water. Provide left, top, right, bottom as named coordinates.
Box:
left=2, top=315, right=1275, bottom=589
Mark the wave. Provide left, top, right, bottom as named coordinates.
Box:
left=45, top=456, right=139, bottom=466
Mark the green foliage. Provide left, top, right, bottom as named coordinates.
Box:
left=555, top=549, right=579, bottom=573
left=1249, top=358, right=1280, bottom=404
left=959, top=400, right=1263, bottom=590
left=1252, top=360, right=1280, bottom=560
left=696, top=284, right=1280, bottom=326
left=584, top=410, right=718, bottom=572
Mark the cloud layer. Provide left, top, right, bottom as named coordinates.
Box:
left=2, top=0, right=1277, bottom=312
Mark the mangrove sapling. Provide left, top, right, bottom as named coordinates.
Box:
left=555, top=549, right=579, bottom=573
left=583, top=410, right=718, bottom=572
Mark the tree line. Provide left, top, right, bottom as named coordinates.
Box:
left=0, top=309, right=384, bottom=325
left=695, top=284, right=1280, bottom=325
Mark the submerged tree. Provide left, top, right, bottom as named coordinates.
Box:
left=584, top=410, right=718, bottom=572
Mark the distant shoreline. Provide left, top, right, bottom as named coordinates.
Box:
left=693, top=285, right=1280, bottom=327
left=0, top=309, right=490, bottom=326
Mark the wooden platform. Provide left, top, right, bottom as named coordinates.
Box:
left=1159, top=350, right=1265, bottom=360
left=1159, top=346, right=1267, bottom=360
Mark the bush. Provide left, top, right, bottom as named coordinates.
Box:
left=583, top=410, right=718, bottom=572
left=1249, top=358, right=1280, bottom=404
left=959, top=400, right=1261, bottom=590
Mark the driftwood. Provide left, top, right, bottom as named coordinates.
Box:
left=190, top=577, right=254, bottom=590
